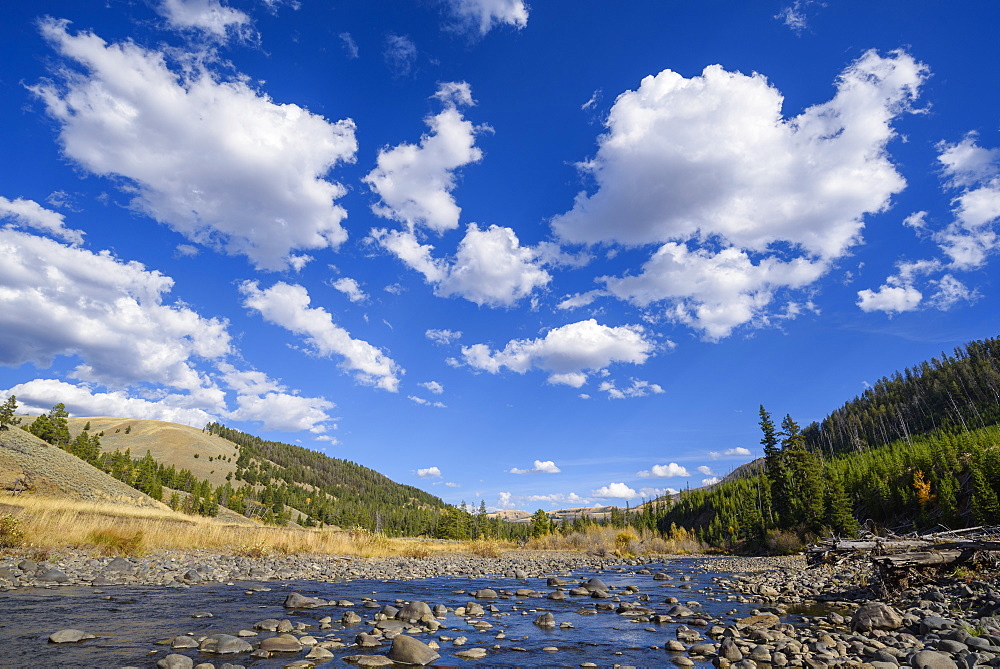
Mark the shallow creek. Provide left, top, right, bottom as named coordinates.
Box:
left=0, top=557, right=792, bottom=667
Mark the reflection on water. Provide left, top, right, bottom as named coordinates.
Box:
left=0, top=558, right=767, bottom=667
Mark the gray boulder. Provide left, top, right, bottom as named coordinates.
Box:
left=852, top=602, right=904, bottom=632
left=199, top=634, right=253, bottom=654
left=284, top=592, right=327, bottom=608
left=909, top=650, right=959, bottom=669
left=387, top=634, right=441, bottom=665
left=48, top=629, right=94, bottom=643
left=156, top=654, right=194, bottom=669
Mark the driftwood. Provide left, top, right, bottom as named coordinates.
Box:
left=807, top=527, right=1000, bottom=594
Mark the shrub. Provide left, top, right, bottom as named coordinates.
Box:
left=233, top=541, right=269, bottom=558
left=764, top=529, right=804, bottom=555
left=88, top=528, right=145, bottom=556
left=467, top=539, right=504, bottom=558
left=0, top=514, right=25, bottom=549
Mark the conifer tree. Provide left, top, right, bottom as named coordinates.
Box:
left=759, top=405, right=785, bottom=525
left=0, top=395, right=21, bottom=430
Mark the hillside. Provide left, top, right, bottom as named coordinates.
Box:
left=657, top=334, right=1000, bottom=549
left=0, top=425, right=163, bottom=507
left=66, top=417, right=239, bottom=487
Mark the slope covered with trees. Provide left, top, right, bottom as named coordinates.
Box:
left=656, top=336, right=1000, bottom=550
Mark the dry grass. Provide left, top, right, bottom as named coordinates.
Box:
left=0, top=494, right=514, bottom=559
left=526, top=525, right=704, bottom=556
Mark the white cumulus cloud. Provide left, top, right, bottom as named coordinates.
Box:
left=416, top=466, right=442, bottom=478
left=509, top=460, right=561, bottom=474
left=709, top=447, right=752, bottom=459
left=373, top=224, right=551, bottom=307
left=0, top=196, right=83, bottom=244
left=365, top=82, right=485, bottom=233
left=552, top=50, right=928, bottom=339
left=636, top=463, right=690, bottom=478
left=331, top=277, right=368, bottom=303
left=4, top=378, right=215, bottom=427
left=31, top=19, right=357, bottom=271
left=0, top=228, right=230, bottom=396
left=240, top=281, right=402, bottom=392
left=591, top=482, right=637, bottom=499
left=461, top=319, right=655, bottom=387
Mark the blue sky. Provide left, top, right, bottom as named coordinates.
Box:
left=1, top=0, right=999, bottom=511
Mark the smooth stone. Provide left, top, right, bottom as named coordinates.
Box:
left=474, top=589, right=498, bottom=599
left=284, top=592, right=327, bottom=609
left=910, top=650, right=959, bottom=669
left=387, top=635, right=440, bottom=665
left=37, top=568, right=68, bottom=583
left=534, top=612, right=556, bottom=628
left=352, top=656, right=394, bottom=667
left=306, top=646, right=335, bottom=661
left=49, top=629, right=95, bottom=643
left=396, top=601, right=432, bottom=622
left=253, top=619, right=281, bottom=631
left=171, top=635, right=200, bottom=649
left=455, top=648, right=488, bottom=659
left=259, top=634, right=302, bottom=652
left=342, top=611, right=362, bottom=625
left=157, top=654, right=194, bottom=669
left=853, top=602, right=904, bottom=632
left=200, top=634, right=253, bottom=654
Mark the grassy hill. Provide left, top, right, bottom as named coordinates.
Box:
left=66, top=417, right=239, bottom=487
left=0, top=424, right=163, bottom=507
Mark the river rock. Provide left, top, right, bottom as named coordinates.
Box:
left=474, top=588, right=498, bottom=599
left=910, top=650, right=959, bottom=669
left=259, top=634, right=303, bottom=652
left=387, top=634, right=440, bottom=665
left=48, top=629, right=94, bottom=643
left=306, top=646, right=336, bottom=661
left=342, top=610, right=363, bottom=625
left=200, top=634, right=253, bottom=654
left=351, top=656, right=394, bottom=667
left=171, top=635, right=199, bottom=649
left=157, top=654, right=194, bottom=669
left=534, top=612, right=555, bottom=628
left=396, top=601, right=432, bottom=622
left=37, top=568, right=68, bottom=583
left=284, top=592, right=327, bottom=608
left=853, top=602, right=904, bottom=632
left=455, top=647, right=488, bottom=659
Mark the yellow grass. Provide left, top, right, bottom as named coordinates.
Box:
left=0, top=494, right=507, bottom=558
left=525, top=524, right=704, bottom=556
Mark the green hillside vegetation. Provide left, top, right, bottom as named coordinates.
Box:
left=6, top=399, right=532, bottom=540
left=655, top=336, right=1000, bottom=551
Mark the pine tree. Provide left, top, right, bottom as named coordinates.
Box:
left=759, top=405, right=785, bottom=526
left=0, top=395, right=21, bottom=430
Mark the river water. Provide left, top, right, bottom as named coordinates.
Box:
left=0, top=557, right=779, bottom=667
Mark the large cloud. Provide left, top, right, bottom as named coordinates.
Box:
left=462, top=319, right=655, bottom=387
left=240, top=281, right=402, bottom=391
left=365, top=82, right=485, bottom=233
left=4, top=378, right=216, bottom=427
left=554, top=50, right=928, bottom=338
left=373, top=224, right=551, bottom=306
left=31, top=18, right=357, bottom=271
left=0, top=227, right=230, bottom=396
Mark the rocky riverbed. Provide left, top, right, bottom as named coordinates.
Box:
left=1, top=549, right=998, bottom=668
